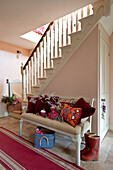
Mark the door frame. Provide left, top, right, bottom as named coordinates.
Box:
left=97, top=29, right=110, bottom=142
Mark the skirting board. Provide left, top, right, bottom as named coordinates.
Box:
left=109, top=124, right=113, bottom=131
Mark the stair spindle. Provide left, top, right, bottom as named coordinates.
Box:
left=28, top=60, right=31, bottom=93
left=67, top=14, right=71, bottom=45
left=26, top=65, right=28, bottom=95
left=50, top=24, right=54, bottom=67
left=55, top=20, right=58, bottom=57
left=47, top=30, right=50, bottom=68
left=31, top=57, right=34, bottom=87
left=34, top=52, right=37, bottom=85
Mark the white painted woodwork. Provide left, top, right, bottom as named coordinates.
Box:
left=31, top=57, right=34, bottom=87
left=47, top=30, right=51, bottom=68
left=36, top=47, right=40, bottom=86
left=28, top=61, right=31, bottom=93
left=40, top=41, right=44, bottom=77
left=34, top=53, right=37, bottom=85
left=99, top=31, right=110, bottom=142
left=26, top=65, right=28, bottom=94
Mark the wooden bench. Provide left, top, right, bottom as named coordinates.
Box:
left=20, top=96, right=94, bottom=166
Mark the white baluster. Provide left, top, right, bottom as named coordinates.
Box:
left=21, top=63, right=26, bottom=101
left=47, top=30, right=50, bottom=67
left=72, top=11, right=77, bottom=33
left=83, top=6, right=88, bottom=18
left=55, top=20, right=58, bottom=57
left=26, top=65, right=28, bottom=94
left=43, top=36, right=47, bottom=69
left=89, top=4, right=93, bottom=15
left=59, top=18, right=62, bottom=48
left=63, top=16, right=67, bottom=46
left=77, top=9, right=81, bottom=31
left=40, top=41, right=44, bottom=77
left=36, top=48, right=40, bottom=79
left=28, top=61, right=31, bottom=93
left=50, top=24, right=54, bottom=66
left=67, top=14, right=71, bottom=44
left=34, top=52, right=37, bottom=85
left=31, top=57, right=33, bottom=87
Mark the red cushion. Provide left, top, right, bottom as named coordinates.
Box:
left=34, top=95, right=50, bottom=114
left=73, top=98, right=95, bottom=118
left=27, top=97, right=38, bottom=113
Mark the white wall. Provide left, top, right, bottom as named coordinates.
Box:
left=0, top=50, right=27, bottom=117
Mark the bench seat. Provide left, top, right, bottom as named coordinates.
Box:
left=21, top=113, right=90, bottom=135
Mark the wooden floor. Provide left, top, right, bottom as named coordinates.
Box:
left=0, top=116, right=113, bottom=170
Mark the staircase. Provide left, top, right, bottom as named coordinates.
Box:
left=21, top=0, right=110, bottom=104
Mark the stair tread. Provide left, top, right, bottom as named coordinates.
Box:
left=32, top=85, right=40, bottom=88
left=69, top=30, right=81, bottom=37
left=51, top=57, right=62, bottom=60
left=38, top=77, right=46, bottom=80
left=79, top=14, right=94, bottom=23
left=44, top=67, right=54, bottom=70
left=60, top=44, right=71, bottom=49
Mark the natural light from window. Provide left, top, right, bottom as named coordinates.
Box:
left=20, top=23, right=49, bottom=43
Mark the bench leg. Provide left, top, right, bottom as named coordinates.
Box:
left=72, top=134, right=81, bottom=166
left=20, top=119, right=23, bottom=136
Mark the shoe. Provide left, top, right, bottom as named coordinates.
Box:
left=81, top=135, right=100, bottom=161
left=81, top=132, right=96, bottom=155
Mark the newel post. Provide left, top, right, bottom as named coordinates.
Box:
left=21, top=63, right=24, bottom=101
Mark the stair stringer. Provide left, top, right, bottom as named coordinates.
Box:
left=32, top=0, right=108, bottom=96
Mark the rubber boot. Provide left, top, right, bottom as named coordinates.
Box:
left=81, top=135, right=100, bottom=161
left=81, top=132, right=96, bottom=155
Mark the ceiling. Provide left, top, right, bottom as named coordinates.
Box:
left=0, top=0, right=112, bottom=50
left=0, top=0, right=98, bottom=49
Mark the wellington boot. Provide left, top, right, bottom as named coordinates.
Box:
left=81, top=135, right=100, bottom=161
left=81, top=132, right=96, bottom=155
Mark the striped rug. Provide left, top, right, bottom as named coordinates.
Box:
left=0, top=127, right=84, bottom=170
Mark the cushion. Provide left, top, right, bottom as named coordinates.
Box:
left=73, top=98, right=95, bottom=119
left=58, top=98, right=74, bottom=110
left=27, top=97, right=38, bottom=113
left=60, top=104, right=82, bottom=127
left=34, top=95, right=50, bottom=114
left=34, top=95, right=59, bottom=114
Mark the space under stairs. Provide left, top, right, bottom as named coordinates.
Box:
left=21, top=0, right=110, bottom=103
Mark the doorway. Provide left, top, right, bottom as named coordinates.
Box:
left=98, top=31, right=110, bottom=142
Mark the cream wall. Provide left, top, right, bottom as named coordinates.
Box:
left=110, top=33, right=113, bottom=130
left=44, top=26, right=98, bottom=133
left=0, top=50, right=28, bottom=117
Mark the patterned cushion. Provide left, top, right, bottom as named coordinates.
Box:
left=60, top=104, right=82, bottom=127
left=58, top=98, right=74, bottom=110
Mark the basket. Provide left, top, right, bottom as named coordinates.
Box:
left=34, top=128, right=55, bottom=148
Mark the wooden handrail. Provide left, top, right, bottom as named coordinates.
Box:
left=23, top=21, right=54, bottom=70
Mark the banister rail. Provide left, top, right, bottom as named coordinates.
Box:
left=23, top=21, right=54, bottom=70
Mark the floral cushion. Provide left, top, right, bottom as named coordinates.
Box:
left=60, top=104, right=82, bottom=127
left=58, top=98, right=74, bottom=110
